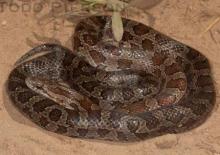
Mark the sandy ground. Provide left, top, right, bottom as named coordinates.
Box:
left=0, top=0, right=220, bottom=155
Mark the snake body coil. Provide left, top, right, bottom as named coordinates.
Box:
left=7, top=16, right=215, bottom=141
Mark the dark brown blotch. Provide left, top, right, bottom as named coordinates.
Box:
left=83, top=34, right=99, bottom=46
left=101, top=88, right=114, bottom=100
left=165, top=63, right=182, bottom=75
left=117, top=59, right=133, bottom=69
left=70, top=83, right=81, bottom=93
left=90, top=16, right=106, bottom=29
left=77, top=60, right=90, bottom=69
left=22, top=106, right=33, bottom=117
left=176, top=56, right=184, bottom=65
left=75, top=23, right=85, bottom=32
left=133, top=24, right=150, bottom=35
left=123, top=102, right=147, bottom=114
left=140, top=73, right=159, bottom=87
left=88, top=110, right=102, bottom=122
left=166, top=78, right=187, bottom=91
left=196, top=75, right=213, bottom=87
left=193, top=59, right=210, bottom=70
left=158, top=95, right=176, bottom=106
left=196, top=91, right=215, bottom=103
left=63, top=53, right=75, bottom=67
left=122, top=31, right=134, bottom=41
left=17, top=91, right=36, bottom=103
left=8, top=70, right=27, bottom=91
left=186, top=49, right=200, bottom=60
left=9, top=69, right=26, bottom=80
left=39, top=116, right=49, bottom=127
left=89, top=96, right=100, bottom=104
left=75, top=22, right=96, bottom=33
left=8, top=80, right=27, bottom=92
left=154, top=34, right=166, bottom=42
left=33, top=99, right=55, bottom=113
left=49, top=108, right=62, bottom=122
left=89, top=50, right=106, bottom=64
left=152, top=53, right=166, bottom=66
left=186, top=101, right=208, bottom=116
left=83, top=23, right=96, bottom=32
left=184, top=64, right=191, bottom=73
left=80, top=99, right=94, bottom=111
left=142, top=39, right=154, bottom=51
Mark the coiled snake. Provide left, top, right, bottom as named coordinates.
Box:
left=7, top=16, right=216, bottom=141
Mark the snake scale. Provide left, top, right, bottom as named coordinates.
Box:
left=7, top=16, right=216, bottom=142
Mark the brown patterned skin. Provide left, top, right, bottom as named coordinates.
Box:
left=7, top=16, right=215, bottom=142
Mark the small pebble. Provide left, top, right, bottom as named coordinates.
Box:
left=1, top=20, right=7, bottom=26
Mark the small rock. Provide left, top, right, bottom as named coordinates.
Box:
left=155, top=134, right=178, bottom=149
left=1, top=20, right=7, bottom=26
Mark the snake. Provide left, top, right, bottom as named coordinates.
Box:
left=7, top=16, right=216, bottom=142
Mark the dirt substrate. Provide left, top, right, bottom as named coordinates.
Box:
left=0, top=0, right=220, bottom=155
